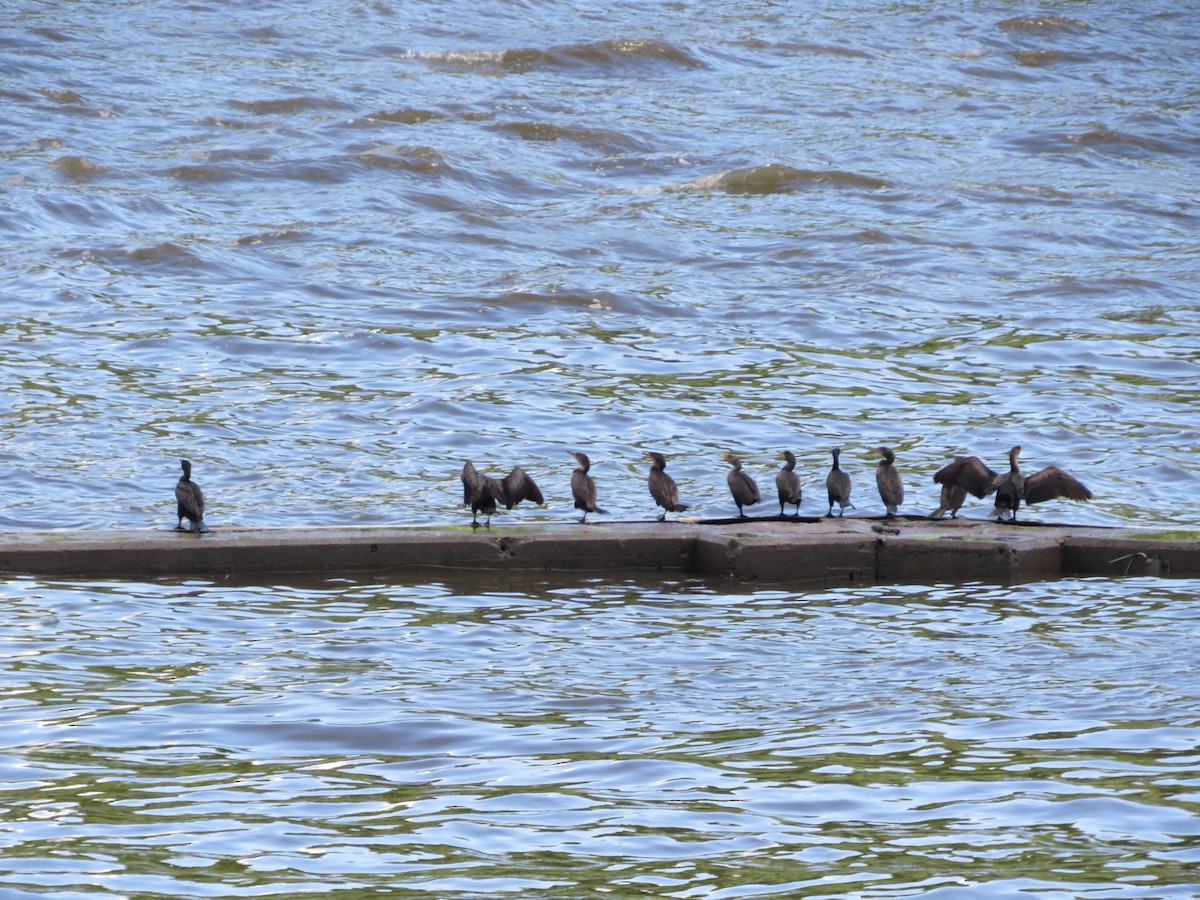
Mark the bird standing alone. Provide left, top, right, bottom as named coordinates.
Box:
left=175, top=459, right=209, bottom=533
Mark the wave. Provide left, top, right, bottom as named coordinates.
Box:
left=352, top=144, right=457, bottom=177
left=413, top=38, right=705, bottom=75
left=40, top=87, right=87, bottom=105
left=229, top=96, right=349, bottom=116
left=1007, top=125, right=1190, bottom=159
left=488, top=287, right=677, bottom=316
left=489, top=121, right=654, bottom=154
left=957, top=64, right=1040, bottom=84
left=1066, top=126, right=1182, bottom=155
left=166, top=164, right=240, bottom=183
left=1008, top=276, right=1176, bottom=301
left=667, top=164, right=888, bottom=195
left=239, top=26, right=285, bottom=40
left=358, top=108, right=449, bottom=126
left=1011, top=49, right=1102, bottom=68
left=65, top=242, right=207, bottom=274
left=997, top=14, right=1090, bottom=35
left=226, top=230, right=313, bottom=248
left=48, top=155, right=108, bottom=180
left=738, top=38, right=874, bottom=60
left=29, top=27, right=76, bottom=42
left=163, top=147, right=276, bottom=183
left=158, top=146, right=468, bottom=186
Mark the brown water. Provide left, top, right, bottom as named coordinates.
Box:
left=0, top=1, right=1196, bottom=530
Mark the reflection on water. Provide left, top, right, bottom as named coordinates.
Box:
left=3, top=575, right=1199, bottom=897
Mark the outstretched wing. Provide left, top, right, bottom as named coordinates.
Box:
left=933, top=456, right=1000, bottom=499
left=1023, top=466, right=1093, bottom=504
left=502, top=467, right=544, bottom=508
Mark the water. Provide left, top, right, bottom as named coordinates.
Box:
left=0, top=1, right=1197, bottom=530
left=3, top=574, right=1200, bottom=898
left=2, top=4, right=1199, bottom=894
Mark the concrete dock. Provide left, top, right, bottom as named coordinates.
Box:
left=1, top=516, right=1196, bottom=585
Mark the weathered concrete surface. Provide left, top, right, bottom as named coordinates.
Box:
left=876, top=533, right=1065, bottom=584
left=1061, top=534, right=1200, bottom=579
left=0, top=517, right=1196, bottom=584
left=694, top=532, right=875, bottom=585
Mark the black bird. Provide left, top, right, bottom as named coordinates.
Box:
left=825, top=447, right=854, bottom=517
left=461, top=461, right=544, bottom=528
left=775, top=450, right=803, bottom=517
left=175, top=459, right=209, bottom=533
left=569, top=451, right=606, bottom=523
left=929, top=457, right=970, bottom=519
left=724, top=453, right=762, bottom=518
left=875, top=446, right=904, bottom=517
left=646, top=452, right=689, bottom=521
left=934, top=446, right=1092, bottom=522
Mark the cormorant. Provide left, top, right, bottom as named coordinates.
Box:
left=461, top=461, right=544, bottom=528
left=775, top=450, right=803, bottom=517
left=875, top=446, right=904, bottom=517
left=929, top=457, right=970, bottom=519
left=825, top=447, right=854, bottom=517
left=569, top=451, right=606, bottom=523
left=646, top=452, right=689, bottom=521
left=724, top=453, right=762, bottom=518
left=933, top=446, right=1092, bottom=522
left=175, top=459, right=209, bottom=533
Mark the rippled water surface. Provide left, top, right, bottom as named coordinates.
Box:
left=4, top=5, right=1199, bottom=896
left=3, top=575, right=1200, bottom=898
left=0, top=0, right=1196, bottom=529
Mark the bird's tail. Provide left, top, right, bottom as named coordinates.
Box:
left=673, top=503, right=690, bottom=512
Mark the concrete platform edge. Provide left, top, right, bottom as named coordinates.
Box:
left=1, top=519, right=1196, bottom=585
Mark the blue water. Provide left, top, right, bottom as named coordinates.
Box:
left=2, top=2, right=1199, bottom=895
left=1, top=0, right=1197, bottom=530
left=3, top=574, right=1200, bottom=898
